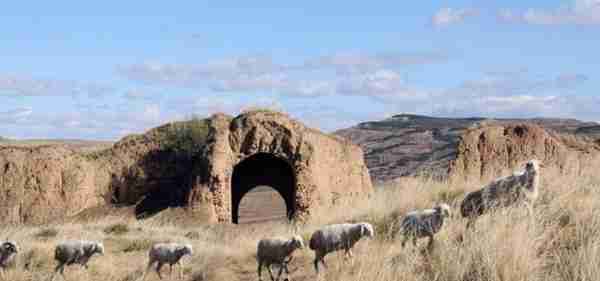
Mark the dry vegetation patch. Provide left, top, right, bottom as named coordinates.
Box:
left=1, top=162, right=600, bottom=280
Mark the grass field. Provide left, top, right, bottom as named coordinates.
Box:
left=0, top=139, right=113, bottom=152
left=2, top=160, right=600, bottom=281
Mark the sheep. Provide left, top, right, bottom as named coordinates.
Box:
left=256, top=235, right=304, bottom=281
left=51, top=240, right=104, bottom=281
left=460, top=159, right=542, bottom=228
left=141, top=242, right=193, bottom=280
left=0, top=241, right=18, bottom=275
left=309, top=222, right=374, bottom=274
left=399, top=203, right=451, bottom=249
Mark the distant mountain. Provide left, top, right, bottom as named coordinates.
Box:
left=335, top=114, right=600, bottom=183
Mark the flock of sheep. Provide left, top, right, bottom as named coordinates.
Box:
left=0, top=160, right=542, bottom=281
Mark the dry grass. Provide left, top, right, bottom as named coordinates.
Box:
left=2, top=162, right=600, bottom=281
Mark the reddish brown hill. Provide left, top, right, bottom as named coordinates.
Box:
left=335, top=114, right=600, bottom=183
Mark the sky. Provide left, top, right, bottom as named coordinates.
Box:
left=1, top=0, right=599, bottom=140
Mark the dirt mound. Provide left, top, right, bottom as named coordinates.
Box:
left=0, top=110, right=372, bottom=224
left=449, top=123, right=600, bottom=181
left=0, top=145, right=110, bottom=224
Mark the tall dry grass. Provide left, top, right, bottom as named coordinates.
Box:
left=2, top=160, right=600, bottom=281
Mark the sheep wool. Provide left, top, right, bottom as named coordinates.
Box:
left=400, top=203, right=451, bottom=248
left=461, top=159, right=541, bottom=227
left=256, top=235, right=304, bottom=281
left=142, top=242, right=193, bottom=280
left=309, top=222, right=374, bottom=274
left=51, top=240, right=104, bottom=281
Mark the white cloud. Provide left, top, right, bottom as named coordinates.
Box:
left=431, top=8, right=479, bottom=27
left=0, top=74, right=112, bottom=98
left=0, top=107, right=33, bottom=123
left=498, top=0, right=600, bottom=25
left=337, top=69, right=429, bottom=101
left=118, top=52, right=446, bottom=97
left=431, top=71, right=594, bottom=119
left=303, top=52, right=447, bottom=74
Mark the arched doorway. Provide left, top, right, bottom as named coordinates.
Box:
left=231, top=153, right=296, bottom=224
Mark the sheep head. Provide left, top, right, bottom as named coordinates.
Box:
left=525, top=159, right=542, bottom=173
left=94, top=242, right=105, bottom=255
left=435, top=203, right=451, bottom=218
left=290, top=235, right=304, bottom=249
left=179, top=244, right=193, bottom=257
left=1, top=241, right=18, bottom=254
left=359, top=222, right=375, bottom=238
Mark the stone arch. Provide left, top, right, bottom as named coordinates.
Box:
left=230, top=153, right=296, bottom=224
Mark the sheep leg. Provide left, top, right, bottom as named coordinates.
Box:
left=526, top=203, right=535, bottom=220
left=283, top=256, right=293, bottom=274
left=178, top=261, right=184, bottom=280
left=156, top=262, right=164, bottom=280
left=80, top=256, right=90, bottom=270
left=401, top=235, right=409, bottom=248
left=320, top=257, right=328, bottom=269
left=276, top=263, right=285, bottom=281
left=51, top=263, right=65, bottom=281
left=267, top=264, right=276, bottom=281
left=314, top=252, right=326, bottom=274
left=258, top=261, right=263, bottom=281
left=427, top=235, right=435, bottom=251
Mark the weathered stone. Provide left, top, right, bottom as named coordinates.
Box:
left=0, top=110, right=373, bottom=224
left=449, top=123, right=600, bottom=181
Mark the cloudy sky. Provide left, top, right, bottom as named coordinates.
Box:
left=1, top=1, right=599, bottom=140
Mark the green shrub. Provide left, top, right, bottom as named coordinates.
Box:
left=34, top=228, right=59, bottom=239
left=161, top=115, right=210, bottom=158
left=104, top=223, right=130, bottom=236
left=122, top=238, right=156, bottom=253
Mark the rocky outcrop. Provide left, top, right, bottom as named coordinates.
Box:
left=336, top=114, right=600, bottom=183
left=0, top=146, right=110, bottom=224
left=448, top=123, right=600, bottom=181
left=0, top=111, right=372, bottom=224
left=187, top=111, right=372, bottom=222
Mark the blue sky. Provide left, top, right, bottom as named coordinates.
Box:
left=1, top=1, right=599, bottom=140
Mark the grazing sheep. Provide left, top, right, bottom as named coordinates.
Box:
left=0, top=241, right=19, bottom=274
left=256, top=235, right=304, bottom=281
left=141, top=243, right=193, bottom=280
left=51, top=240, right=104, bottom=281
left=399, top=203, right=451, bottom=248
left=309, top=222, right=374, bottom=274
left=461, top=159, right=542, bottom=228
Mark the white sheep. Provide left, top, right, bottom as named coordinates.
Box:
left=141, top=242, right=193, bottom=280
left=399, top=203, right=451, bottom=248
left=461, top=159, right=542, bottom=228
left=0, top=241, right=19, bottom=275
left=51, top=240, right=104, bottom=281
left=309, top=222, right=374, bottom=274
left=256, top=235, right=304, bottom=281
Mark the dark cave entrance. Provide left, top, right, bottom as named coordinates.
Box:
left=231, top=153, right=296, bottom=224
left=133, top=181, right=191, bottom=219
